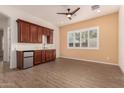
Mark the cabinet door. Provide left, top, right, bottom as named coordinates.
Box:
left=18, top=21, right=30, bottom=42
left=38, top=27, right=43, bottom=43
left=43, top=27, right=47, bottom=35
left=43, top=27, right=50, bottom=36
left=46, top=29, right=50, bottom=36
left=34, top=50, right=42, bottom=65
left=41, top=50, right=46, bottom=62
left=47, top=30, right=53, bottom=44
left=17, top=51, right=23, bottom=69
left=30, top=25, right=38, bottom=43
left=52, top=50, right=56, bottom=61
left=45, top=50, right=49, bottom=62
left=48, top=50, right=51, bottom=61
left=50, top=30, right=53, bottom=44
left=49, top=50, right=53, bottom=61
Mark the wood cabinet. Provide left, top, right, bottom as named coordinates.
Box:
left=45, top=49, right=56, bottom=62
left=43, top=27, right=49, bottom=36
left=17, top=20, right=30, bottom=42
left=34, top=50, right=42, bottom=65
left=46, top=29, right=50, bottom=36
left=41, top=50, right=46, bottom=63
left=45, top=50, right=50, bottom=62
left=52, top=49, right=56, bottom=60
left=17, top=51, right=34, bottom=69
left=38, top=27, right=43, bottom=43
left=50, top=31, right=53, bottom=44
left=17, top=49, right=56, bottom=69
left=30, top=24, right=38, bottom=43
left=47, top=30, right=53, bottom=44
left=32, top=50, right=56, bottom=65
left=17, top=51, right=23, bottom=69
left=17, top=19, right=53, bottom=43
left=49, top=50, right=53, bottom=61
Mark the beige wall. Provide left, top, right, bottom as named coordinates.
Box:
left=60, top=13, right=118, bottom=64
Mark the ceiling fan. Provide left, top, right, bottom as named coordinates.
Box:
left=56, top=7, right=80, bottom=20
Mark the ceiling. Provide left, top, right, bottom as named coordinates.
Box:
left=10, top=5, right=120, bottom=27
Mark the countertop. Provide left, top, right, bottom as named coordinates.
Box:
left=15, top=43, right=55, bottom=51
left=16, top=48, right=56, bottom=51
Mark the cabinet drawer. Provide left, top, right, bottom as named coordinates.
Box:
left=24, top=52, right=33, bottom=57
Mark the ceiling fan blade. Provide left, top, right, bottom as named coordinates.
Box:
left=71, top=7, right=80, bottom=15
left=68, top=17, right=72, bottom=20
left=56, top=13, right=67, bottom=15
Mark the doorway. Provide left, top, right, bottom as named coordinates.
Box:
left=0, top=29, right=3, bottom=62
left=0, top=13, right=11, bottom=71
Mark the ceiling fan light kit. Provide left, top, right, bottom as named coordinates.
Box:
left=67, top=14, right=71, bottom=18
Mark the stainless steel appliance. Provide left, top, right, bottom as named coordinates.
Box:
left=23, top=51, right=33, bottom=69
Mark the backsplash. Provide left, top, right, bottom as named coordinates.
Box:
left=15, top=43, right=55, bottom=51
left=15, top=43, right=43, bottom=51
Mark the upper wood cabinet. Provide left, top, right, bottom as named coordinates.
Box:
left=49, top=30, right=53, bottom=44
left=38, top=27, right=43, bottom=43
left=17, top=19, right=53, bottom=43
left=30, top=24, right=38, bottom=43
left=43, top=27, right=49, bottom=36
left=17, top=20, right=30, bottom=42
left=47, top=30, right=53, bottom=44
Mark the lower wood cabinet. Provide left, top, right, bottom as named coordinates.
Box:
left=45, top=50, right=56, bottom=62
left=52, top=49, right=56, bottom=61
left=17, top=49, right=56, bottom=69
left=41, top=50, right=46, bottom=63
left=17, top=51, right=23, bottom=69
left=45, top=50, right=50, bottom=62
left=34, top=49, right=56, bottom=65
left=34, top=50, right=42, bottom=65
left=17, top=51, right=34, bottom=69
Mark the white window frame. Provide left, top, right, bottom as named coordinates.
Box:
left=67, top=26, right=100, bottom=50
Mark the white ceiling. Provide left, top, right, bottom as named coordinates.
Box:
left=10, top=5, right=120, bottom=27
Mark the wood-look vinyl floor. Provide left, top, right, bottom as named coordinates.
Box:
left=0, top=58, right=124, bottom=88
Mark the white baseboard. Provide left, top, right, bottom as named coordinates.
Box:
left=60, top=56, right=118, bottom=66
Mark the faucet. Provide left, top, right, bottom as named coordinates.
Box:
left=43, top=43, right=47, bottom=49
left=43, top=43, right=45, bottom=49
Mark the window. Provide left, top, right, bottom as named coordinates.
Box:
left=81, top=31, right=88, bottom=47
left=68, top=33, right=74, bottom=47
left=89, top=29, right=98, bottom=48
left=67, top=27, right=99, bottom=49
left=75, top=32, right=80, bottom=47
